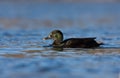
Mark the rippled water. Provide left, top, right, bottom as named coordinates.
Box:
left=0, top=2, right=120, bottom=78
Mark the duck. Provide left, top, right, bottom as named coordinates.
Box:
left=43, top=30, right=103, bottom=48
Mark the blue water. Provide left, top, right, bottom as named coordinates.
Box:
left=0, top=2, right=120, bottom=78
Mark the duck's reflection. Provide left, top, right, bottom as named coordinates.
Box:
left=52, top=47, right=63, bottom=51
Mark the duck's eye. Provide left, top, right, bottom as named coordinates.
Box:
left=52, top=33, right=57, bottom=38
left=54, top=34, right=57, bottom=38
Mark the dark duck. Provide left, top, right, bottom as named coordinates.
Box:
left=44, top=30, right=103, bottom=48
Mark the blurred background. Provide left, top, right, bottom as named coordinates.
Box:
left=0, top=0, right=120, bottom=30
left=0, top=0, right=120, bottom=78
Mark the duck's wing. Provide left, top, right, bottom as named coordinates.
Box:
left=76, top=37, right=96, bottom=40
left=62, top=37, right=96, bottom=43
left=61, top=37, right=99, bottom=48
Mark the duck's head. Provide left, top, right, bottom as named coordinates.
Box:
left=44, top=30, right=63, bottom=42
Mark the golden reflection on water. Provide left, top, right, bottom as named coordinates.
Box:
left=1, top=48, right=120, bottom=58
left=1, top=54, right=26, bottom=58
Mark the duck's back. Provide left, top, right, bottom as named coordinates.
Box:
left=61, top=38, right=101, bottom=48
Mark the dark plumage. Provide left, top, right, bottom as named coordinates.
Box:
left=44, top=30, right=103, bottom=48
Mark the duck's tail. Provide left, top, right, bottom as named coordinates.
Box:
left=97, top=41, right=104, bottom=45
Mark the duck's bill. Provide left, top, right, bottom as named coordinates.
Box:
left=43, top=36, right=52, bottom=40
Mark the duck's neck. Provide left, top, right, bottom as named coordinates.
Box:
left=53, top=39, right=63, bottom=45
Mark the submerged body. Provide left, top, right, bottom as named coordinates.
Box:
left=44, top=30, right=103, bottom=48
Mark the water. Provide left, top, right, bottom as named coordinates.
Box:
left=0, top=2, right=120, bottom=78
